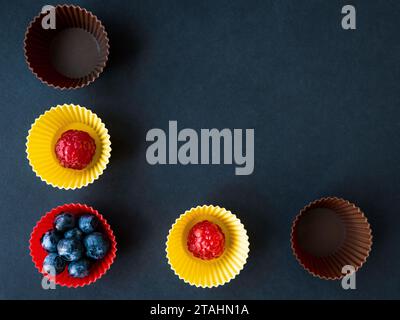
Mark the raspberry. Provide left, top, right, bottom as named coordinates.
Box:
left=187, top=220, right=225, bottom=260
left=55, top=130, right=96, bottom=170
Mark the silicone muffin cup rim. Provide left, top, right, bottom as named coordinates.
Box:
left=23, top=4, right=110, bottom=90
left=166, top=204, right=250, bottom=288
left=290, top=196, right=373, bottom=280
left=29, top=203, right=117, bottom=288
left=25, top=104, right=112, bottom=190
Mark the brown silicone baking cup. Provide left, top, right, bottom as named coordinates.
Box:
left=24, top=5, right=109, bottom=89
left=291, top=197, right=372, bottom=280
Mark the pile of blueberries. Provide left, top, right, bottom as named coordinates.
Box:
left=41, top=212, right=110, bottom=278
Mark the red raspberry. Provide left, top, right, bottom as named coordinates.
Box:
left=55, top=130, right=96, bottom=170
left=187, top=220, right=225, bottom=260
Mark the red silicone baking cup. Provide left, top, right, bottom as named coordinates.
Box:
left=29, top=203, right=117, bottom=288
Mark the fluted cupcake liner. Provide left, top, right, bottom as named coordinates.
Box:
left=291, top=197, right=373, bottom=280
left=166, top=205, right=250, bottom=288
left=26, top=104, right=111, bottom=189
left=24, top=4, right=109, bottom=89
left=30, top=203, right=117, bottom=288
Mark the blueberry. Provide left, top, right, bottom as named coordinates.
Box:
left=57, top=238, right=83, bottom=262
left=64, top=228, right=84, bottom=240
left=40, top=230, right=62, bottom=252
left=84, top=232, right=110, bottom=260
left=43, top=253, right=66, bottom=275
left=68, top=258, right=91, bottom=278
left=54, top=212, right=75, bottom=232
left=78, top=214, right=99, bottom=233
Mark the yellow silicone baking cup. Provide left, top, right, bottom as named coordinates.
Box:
left=26, top=104, right=111, bottom=189
left=166, top=205, right=250, bottom=288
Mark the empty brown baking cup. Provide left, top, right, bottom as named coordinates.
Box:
left=291, top=197, right=372, bottom=280
left=24, top=5, right=109, bottom=89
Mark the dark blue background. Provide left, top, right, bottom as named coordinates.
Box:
left=0, top=0, right=399, bottom=299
